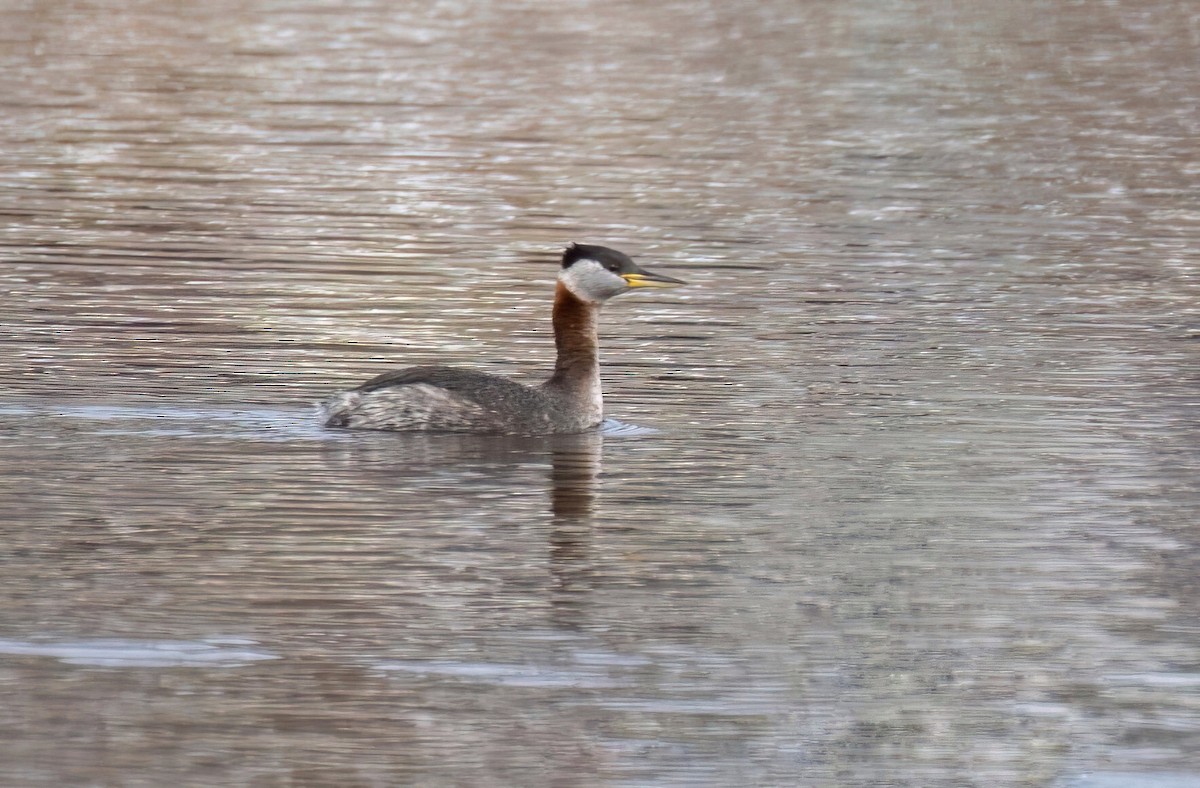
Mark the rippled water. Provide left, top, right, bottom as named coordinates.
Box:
left=2, top=0, right=1198, bottom=785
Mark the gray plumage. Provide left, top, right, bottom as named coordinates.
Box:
left=322, top=366, right=589, bottom=434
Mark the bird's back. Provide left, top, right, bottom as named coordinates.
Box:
left=321, top=366, right=579, bottom=433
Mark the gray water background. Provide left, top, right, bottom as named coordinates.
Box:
left=1, top=0, right=1198, bottom=785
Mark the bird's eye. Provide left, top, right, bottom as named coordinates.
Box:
left=604, top=263, right=620, bottom=272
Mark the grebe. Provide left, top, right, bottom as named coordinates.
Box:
left=321, top=243, right=686, bottom=434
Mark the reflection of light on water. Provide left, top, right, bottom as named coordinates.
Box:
left=1055, top=773, right=1200, bottom=788
left=375, top=643, right=788, bottom=718
left=0, top=404, right=664, bottom=440
left=0, top=638, right=278, bottom=667
left=0, top=403, right=329, bottom=441
left=373, top=660, right=622, bottom=689
left=600, top=418, right=659, bottom=436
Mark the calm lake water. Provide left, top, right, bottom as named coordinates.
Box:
left=2, top=0, right=1198, bottom=785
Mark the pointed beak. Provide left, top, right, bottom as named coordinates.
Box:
left=621, top=268, right=687, bottom=289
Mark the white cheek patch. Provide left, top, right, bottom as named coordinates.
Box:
left=560, top=259, right=628, bottom=303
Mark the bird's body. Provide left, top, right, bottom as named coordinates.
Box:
left=321, top=244, right=684, bottom=434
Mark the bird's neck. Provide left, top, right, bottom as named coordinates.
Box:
left=545, top=282, right=602, bottom=410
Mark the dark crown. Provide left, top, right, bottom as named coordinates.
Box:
left=562, top=243, right=633, bottom=270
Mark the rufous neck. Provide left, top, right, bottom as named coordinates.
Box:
left=547, top=281, right=600, bottom=390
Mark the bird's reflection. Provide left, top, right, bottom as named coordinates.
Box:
left=320, top=428, right=604, bottom=628
left=544, top=431, right=601, bottom=628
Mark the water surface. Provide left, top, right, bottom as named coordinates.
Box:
left=2, top=0, right=1198, bottom=785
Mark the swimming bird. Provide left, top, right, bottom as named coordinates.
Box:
left=321, top=243, right=686, bottom=433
